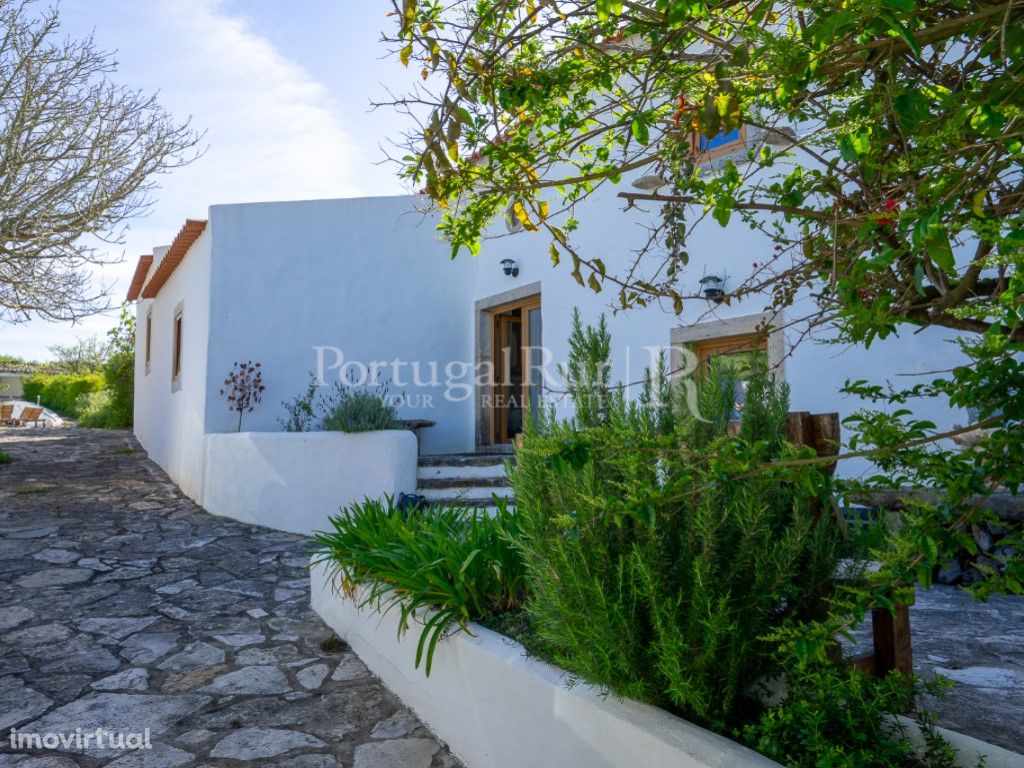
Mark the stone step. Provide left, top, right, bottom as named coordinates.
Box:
left=417, top=485, right=514, bottom=503
left=418, top=453, right=514, bottom=468
left=417, top=463, right=509, bottom=482
left=418, top=497, right=514, bottom=515
left=416, top=476, right=510, bottom=490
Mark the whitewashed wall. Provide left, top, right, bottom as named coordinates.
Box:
left=134, top=182, right=970, bottom=485
left=202, top=196, right=478, bottom=454
left=202, top=430, right=417, bottom=535
left=134, top=234, right=213, bottom=502
left=465, top=175, right=971, bottom=476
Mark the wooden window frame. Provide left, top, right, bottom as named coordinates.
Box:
left=692, top=331, right=766, bottom=374
left=669, top=311, right=785, bottom=383
left=171, top=303, right=183, bottom=392
left=690, top=125, right=747, bottom=162
left=144, top=307, right=153, bottom=375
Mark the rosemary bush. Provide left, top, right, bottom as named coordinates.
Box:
left=511, top=321, right=844, bottom=728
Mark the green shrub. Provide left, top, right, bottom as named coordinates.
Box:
left=99, top=306, right=135, bottom=429
left=511, top=319, right=843, bottom=728
left=100, top=351, right=133, bottom=428
left=22, top=372, right=105, bottom=416
left=0, top=449, right=11, bottom=465
left=314, top=497, right=525, bottom=674
left=743, top=624, right=963, bottom=768
left=279, top=375, right=319, bottom=431
left=282, top=375, right=402, bottom=432
left=76, top=390, right=116, bottom=428
left=322, top=382, right=400, bottom=432
left=20, top=310, right=133, bottom=428
left=21, top=373, right=46, bottom=404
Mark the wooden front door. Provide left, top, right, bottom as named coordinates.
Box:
left=490, top=297, right=541, bottom=444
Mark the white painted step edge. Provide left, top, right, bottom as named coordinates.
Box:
left=417, top=464, right=510, bottom=480
left=417, top=486, right=514, bottom=501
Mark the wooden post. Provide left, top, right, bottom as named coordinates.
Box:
left=785, top=411, right=842, bottom=528
left=796, top=410, right=912, bottom=685
left=809, top=412, right=841, bottom=477
left=784, top=411, right=812, bottom=447
left=871, top=604, right=913, bottom=677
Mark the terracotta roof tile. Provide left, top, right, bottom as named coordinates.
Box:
left=126, top=255, right=153, bottom=301
left=140, top=219, right=207, bottom=299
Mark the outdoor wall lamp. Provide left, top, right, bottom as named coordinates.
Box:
left=699, top=274, right=726, bottom=303
left=631, top=174, right=668, bottom=191
left=500, top=258, right=520, bottom=277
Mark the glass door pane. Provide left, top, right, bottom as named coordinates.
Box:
left=527, top=306, right=542, bottom=425
left=505, top=317, right=523, bottom=438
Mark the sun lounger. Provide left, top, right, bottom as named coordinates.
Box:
left=15, top=406, right=45, bottom=427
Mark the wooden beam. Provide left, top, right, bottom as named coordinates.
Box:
left=872, top=604, right=913, bottom=678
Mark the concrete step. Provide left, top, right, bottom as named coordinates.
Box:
left=418, top=497, right=515, bottom=515
left=417, top=462, right=510, bottom=482
left=418, top=453, right=514, bottom=468
left=416, top=476, right=510, bottom=490
left=417, top=485, right=514, bottom=503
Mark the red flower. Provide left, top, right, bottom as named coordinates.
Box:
left=877, top=197, right=899, bottom=226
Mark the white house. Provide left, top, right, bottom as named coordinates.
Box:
left=128, top=143, right=970, bottom=532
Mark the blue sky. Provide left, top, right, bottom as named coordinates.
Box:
left=2, top=0, right=418, bottom=360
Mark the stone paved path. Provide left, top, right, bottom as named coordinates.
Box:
left=848, top=585, right=1024, bottom=753
left=0, top=428, right=463, bottom=768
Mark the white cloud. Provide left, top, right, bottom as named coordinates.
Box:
left=136, top=0, right=363, bottom=207
left=2, top=0, right=365, bottom=358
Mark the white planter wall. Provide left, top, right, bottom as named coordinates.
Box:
left=201, top=430, right=417, bottom=535
left=310, top=562, right=782, bottom=768
left=311, top=563, right=1024, bottom=768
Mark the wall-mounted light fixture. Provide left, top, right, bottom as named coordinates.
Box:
left=500, top=258, right=520, bottom=278
left=699, top=274, right=725, bottom=303
left=631, top=174, right=668, bottom=191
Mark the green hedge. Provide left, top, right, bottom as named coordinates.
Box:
left=100, top=350, right=133, bottom=428
left=22, top=372, right=105, bottom=417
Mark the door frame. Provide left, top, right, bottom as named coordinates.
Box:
left=474, top=283, right=542, bottom=450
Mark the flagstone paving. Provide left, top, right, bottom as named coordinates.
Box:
left=3, top=428, right=1023, bottom=765
left=846, top=584, right=1024, bottom=754
left=0, top=428, right=462, bottom=768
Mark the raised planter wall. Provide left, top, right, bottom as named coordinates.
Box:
left=202, top=430, right=417, bottom=535
left=311, top=562, right=1024, bottom=768
left=310, top=561, right=783, bottom=768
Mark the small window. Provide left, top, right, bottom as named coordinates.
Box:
left=700, top=128, right=741, bottom=152
left=693, top=333, right=767, bottom=377
left=171, top=306, right=183, bottom=391
left=144, top=308, right=152, bottom=375
left=694, top=126, right=745, bottom=160
left=693, top=333, right=768, bottom=418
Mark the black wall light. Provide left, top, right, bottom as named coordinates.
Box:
left=699, top=274, right=725, bottom=303
left=500, top=258, right=520, bottom=277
